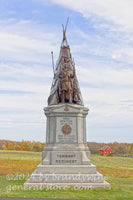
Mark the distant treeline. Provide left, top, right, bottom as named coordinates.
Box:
left=88, top=142, right=133, bottom=155
left=0, top=140, right=133, bottom=154
left=0, top=140, right=45, bottom=152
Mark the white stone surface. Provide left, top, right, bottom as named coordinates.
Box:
left=24, top=181, right=111, bottom=189
left=24, top=104, right=110, bottom=189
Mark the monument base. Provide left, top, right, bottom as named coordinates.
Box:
left=24, top=104, right=110, bottom=189
left=24, top=163, right=110, bottom=189
left=24, top=181, right=110, bottom=189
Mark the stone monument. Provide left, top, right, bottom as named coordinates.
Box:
left=24, top=19, right=110, bottom=189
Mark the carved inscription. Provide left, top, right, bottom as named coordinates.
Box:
left=56, top=117, right=77, bottom=143
left=51, top=152, right=82, bottom=165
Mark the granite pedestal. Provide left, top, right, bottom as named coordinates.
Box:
left=24, top=104, right=110, bottom=189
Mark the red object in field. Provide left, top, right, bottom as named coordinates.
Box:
left=99, top=146, right=112, bottom=156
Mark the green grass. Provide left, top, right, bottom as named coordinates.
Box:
left=91, top=154, right=133, bottom=168
left=0, top=150, right=41, bottom=161
left=0, top=150, right=133, bottom=200
left=0, top=175, right=133, bottom=200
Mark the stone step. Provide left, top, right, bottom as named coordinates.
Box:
left=24, top=181, right=111, bottom=189
left=27, top=172, right=104, bottom=183
left=35, top=164, right=97, bottom=174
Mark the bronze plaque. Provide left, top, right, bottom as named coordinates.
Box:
left=62, top=124, right=71, bottom=135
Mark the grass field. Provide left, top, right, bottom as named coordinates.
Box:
left=0, top=150, right=133, bottom=200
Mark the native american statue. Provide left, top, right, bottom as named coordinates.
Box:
left=48, top=18, right=84, bottom=106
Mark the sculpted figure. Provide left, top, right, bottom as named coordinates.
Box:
left=47, top=18, right=84, bottom=106
left=58, top=62, right=74, bottom=103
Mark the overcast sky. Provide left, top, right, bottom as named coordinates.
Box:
left=0, top=0, right=133, bottom=143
